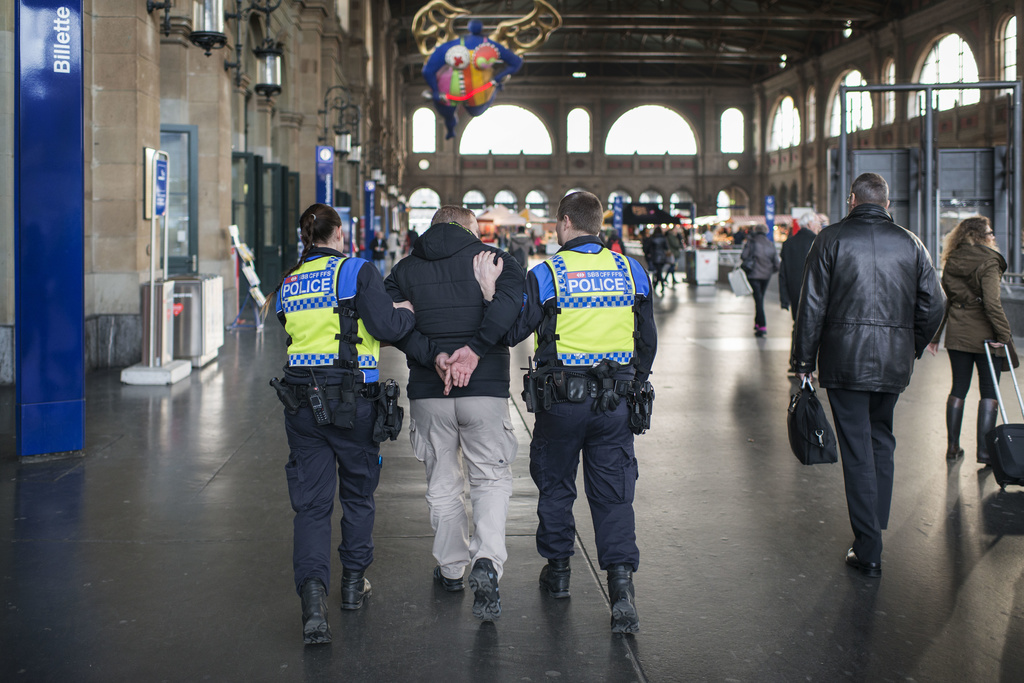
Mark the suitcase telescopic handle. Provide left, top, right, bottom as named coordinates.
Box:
left=984, top=340, right=1024, bottom=424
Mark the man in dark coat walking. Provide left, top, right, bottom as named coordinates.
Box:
left=778, top=213, right=822, bottom=319
left=792, top=173, right=945, bottom=578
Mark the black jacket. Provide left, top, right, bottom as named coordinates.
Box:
left=740, top=233, right=780, bottom=280
left=385, top=222, right=525, bottom=400
left=791, top=203, right=945, bottom=393
left=778, top=228, right=816, bottom=309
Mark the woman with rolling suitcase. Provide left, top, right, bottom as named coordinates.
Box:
left=927, top=216, right=1016, bottom=465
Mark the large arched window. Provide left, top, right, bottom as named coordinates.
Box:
left=1004, top=16, right=1017, bottom=82
left=768, top=96, right=801, bottom=150
left=716, top=187, right=748, bottom=220
left=605, top=105, right=698, bottom=155
left=460, top=105, right=553, bottom=154
left=670, top=190, right=694, bottom=211
left=525, top=190, right=549, bottom=216
left=607, top=190, right=632, bottom=209
left=567, top=108, right=591, bottom=153
left=494, top=190, right=518, bottom=210
left=720, top=108, right=744, bottom=153
left=806, top=88, right=816, bottom=142
left=639, top=190, right=664, bottom=208
left=882, top=59, right=896, bottom=125
left=829, top=70, right=873, bottom=136
left=912, top=34, right=980, bottom=116
left=412, top=108, right=436, bottom=154
left=409, top=187, right=441, bottom=233
left=463, top=190, right=486, bottom=213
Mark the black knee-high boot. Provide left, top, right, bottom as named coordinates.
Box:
left=946, top=395, right=965, bottom=459
left=977, top=399, right=999, bottom=465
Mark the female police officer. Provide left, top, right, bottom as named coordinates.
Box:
left=268, top=203, right=415, bottom=645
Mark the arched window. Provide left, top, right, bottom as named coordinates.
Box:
left=412, top=108, right=436, bottom=154
left=409, top=187, right=441, bottom=233
left=1004, top=16, right=1017, bottom=82
left=882, top=59, right=896, bottom=125
left=565, top=187, right=588, bottom=197
left=720, top=108, right=744, bottom=153
left=460, top=105, right=553, bottom=154
left=789, top=183, right=799, bottom=211
left=463, top=190, right=486, bottom=213
left=768, top=96, right=801, bottom=150
left=566, top=108, right=591, bottom=153
left=912, top=34, right=980, bottom=116
left=607, top=190, right=632, bottom=209
left=806, top=88, right=816, bottom=142
left=494, top=190, right=518, bottom=210
left=829, top=70, right=873, bottom=136
left=605, top=105, right=698, bottom=155
left=670, top=190, right=694, bottom=212
left=639, top=190, right=663, bottom=208
left=716, top=188, right=750, bottom=220
left=525, top=190, right=549, bottom=216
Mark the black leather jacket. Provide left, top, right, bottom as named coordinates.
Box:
left=791, top=203, right=945, bottom=393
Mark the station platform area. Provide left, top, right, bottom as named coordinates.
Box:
left=4, top=278, right=1024, bottom=682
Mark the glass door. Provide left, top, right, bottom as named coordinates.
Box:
left=284, top=169, right=302, bottom=268
left=160, top=125, right=199, bottom=274
left=258, top=162, right=284, bottom=291
left=231, top=152, right=259, bottom=310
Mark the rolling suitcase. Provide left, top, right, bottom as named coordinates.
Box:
left=983, top=341, right=1024, bottom=488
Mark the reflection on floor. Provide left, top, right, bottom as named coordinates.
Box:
left=3, top=278, right=1024, bottom=682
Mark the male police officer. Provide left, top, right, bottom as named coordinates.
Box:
left=454, top=190, right=657, bottom=633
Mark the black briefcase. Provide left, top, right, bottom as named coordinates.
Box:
left=787, top=379, right=839, bottom=465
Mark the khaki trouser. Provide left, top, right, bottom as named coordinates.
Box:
left=409, top=397, right=518, bottom=580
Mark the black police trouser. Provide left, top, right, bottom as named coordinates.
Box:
left=826, top=388, right=899, bottom=565
left=530, top=400, right=639, bottom=571
left=284, top=396, right=380, bottom=595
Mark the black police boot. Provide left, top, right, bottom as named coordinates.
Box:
left=468, top=558, right=501, bottom=621
left=946, top=395, right=965, bottom=460
left=340, top=568, right=371, bottom=610
left=978, top=399, right=999, bottom=466
left=607, top=564, right=639, bottom=634
left=300, top=578, right=331, bottom=645
left=539, top=558, right=571, bottom=598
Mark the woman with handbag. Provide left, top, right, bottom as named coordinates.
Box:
left=927, top=216, right=1016, bottom=465
left=740, top=223, right=780, bottom=337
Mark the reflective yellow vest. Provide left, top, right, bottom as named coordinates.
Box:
left=278, top=255, right=379, bottom=372
left=542, top=248, right=636, bottom=367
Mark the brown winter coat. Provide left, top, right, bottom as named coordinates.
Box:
left=934, top=243, right=1012, bottom=353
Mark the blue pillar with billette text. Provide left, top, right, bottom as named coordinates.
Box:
left=363, top=180, right=376, bottom=261
left=14, top=0, right=85, bottom=456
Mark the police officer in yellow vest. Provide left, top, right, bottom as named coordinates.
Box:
left=269, top=204, right=417, bottom=645
left=466, top=190, right=658, bottom=633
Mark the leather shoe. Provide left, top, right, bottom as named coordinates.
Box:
left=433, top=566, right=464, bottom=592
left=468, top=558, right=501, bottom=621
left=845, top=548, right=881, bottom=578
left=539, top=558, right=571, bottom=598
left=340, top=568, right=372, bottom=610
left=300, top=578, right=331, bottom=645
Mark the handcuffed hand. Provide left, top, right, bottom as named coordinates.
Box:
left=434, top=352, right=453, bottom=395
left=473, top=251, right=503, bottom=302
left=926, top=342, right=938, bottom=356
left=446, top=345, right=480, bottom=391
left=393, top=299, right=414, bottom=312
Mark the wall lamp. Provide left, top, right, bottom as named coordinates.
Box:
left=189, top=0, right=283, bottom=98
left=146, top=0, right=173, bottom=37
left=320, top=85, right=362, bottom=163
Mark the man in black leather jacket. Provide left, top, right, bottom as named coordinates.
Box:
left=791, top=173, right=945, bottom=578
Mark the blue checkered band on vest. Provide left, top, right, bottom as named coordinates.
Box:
left=550, top=251, right=635, bottom=311
left=290, top=353, right=340, bottom=366
left=281, top=294, right=336, bottom=314
left=558, top=351, right=634, bottom=366
left=357, top=354, right=375, bottom=369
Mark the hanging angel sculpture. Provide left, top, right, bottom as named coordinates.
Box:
left=413, top=0, right=561, bottom=139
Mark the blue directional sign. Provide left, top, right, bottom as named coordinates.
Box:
left=765, top=195, right=776, bottom=238
left=363, top=180, right=376, bottom=260
left=612, top=195, right=624, bottom=238
left=315, top=146, right=333, bottom=204
left=15, top=0, right=85, bottom=455
left=154, top=158, right=168, bottom=217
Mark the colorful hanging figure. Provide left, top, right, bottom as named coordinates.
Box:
left=413, top=0, right=561, bottom=140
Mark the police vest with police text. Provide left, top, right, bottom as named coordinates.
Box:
left=278, top=255, right=379, bottom=379
left=542, top=248, right=637, bottom=367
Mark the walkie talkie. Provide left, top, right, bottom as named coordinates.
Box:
left=307, top=371, right=332, bottom=426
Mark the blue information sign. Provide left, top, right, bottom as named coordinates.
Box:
left=612, top=195, right=624, bottom=238
left=154, top=158, right=168, bottom=217
left=315, top=146, right=333, bottom=205
left=15, top=0, right=85, bottom=455
left=765, top=195, right=776, bottom=239
left=363, top=180, right=376, bottom=261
